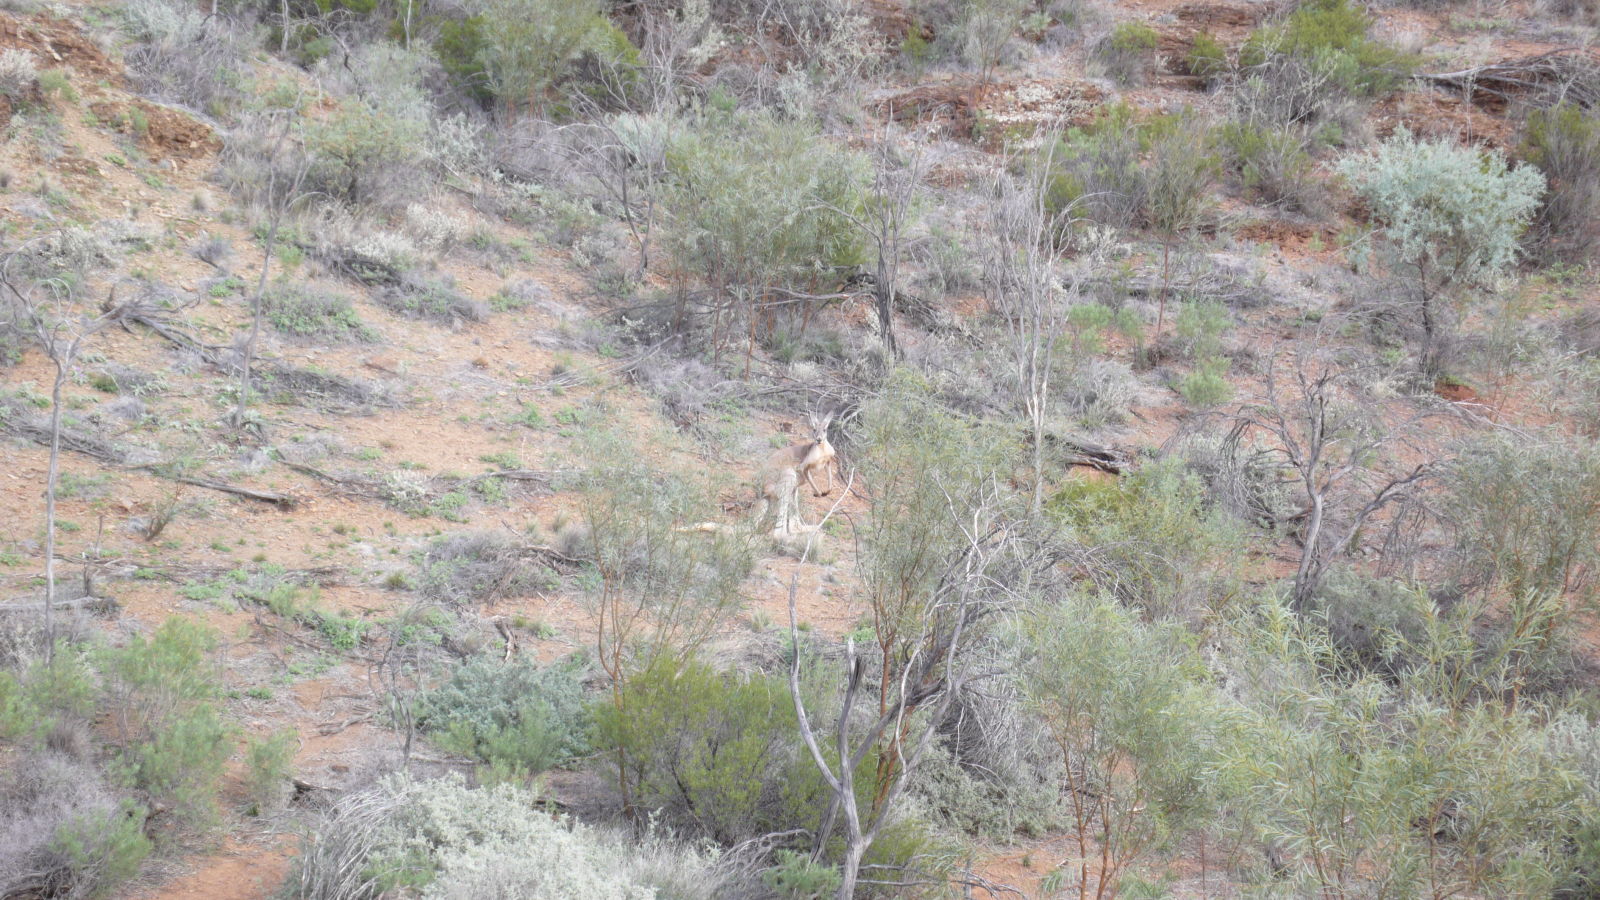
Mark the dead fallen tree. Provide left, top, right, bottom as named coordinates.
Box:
left=1418, top=49, right=1600, bottom=109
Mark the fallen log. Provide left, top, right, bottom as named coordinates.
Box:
left=1417, top=49, right=1600, bottom=109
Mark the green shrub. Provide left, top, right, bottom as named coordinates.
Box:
left=1188, top=31, right=1229, bottom=87
left=99, top=619, right=232, bottom=840
left=1217, top=119, right=1323, bottom=212
left=1215, top=601, right=1588, bottom=898
left=415, top=655, right=589, bottom=779
left=1240, top=0, right=1414, bottom=96
left=37, top=68, right=76, bottom=103
left=1021, top=595, right=1224, bottom=899
left=0, top=647, right=97, bottom=742
left=1521, top=103, right=1600, bottom=263
left=245, top=730, right=295, bottom=815
left=48, top=798, right=152, bottom=899
left=376, top=277, right=487, bottom=324
left=660, top=109, right=867, bottom=344
left=264, top=284, right=378, bottom=343
left=1337, top=129, right=1544, bottom=374
left=117, top=705, right=231, bottom=837
left=473, top=0, right=617, bottom=114
left=1048, top=458, right=1245, bottom=621
left=763, top=850, right=841, bottom=900
left=301, top=100, right=426, bottom=206
left=591, top=656, right=828, bottom=843
left=1444, top=433, right=1600, bottom=603
left=1178, top=356, right=1233, bottom=407
left=1095, top=21, right=1159, bottom=85
left=1048, top=104, right=1219, bottom=233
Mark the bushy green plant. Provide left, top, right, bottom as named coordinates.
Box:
left=1048, top=104, right=1219, bottom=234
left=1095, top=21, right=1159, bottom=85
left=48, top=798, right=152, bottom=899
left=301, top=100, right=427, bottom=206
left=1218, top=119, right=1323, bottom=212
left=264, top=284, right=378, bottom=343
left=1021, top=595, right=1224, bottom=898
left=473, top=0, right=617, bottom=114
left=1337, top=129, right=1544, bottom=373
left=592, top=656, right=827, bottom=843
left=99, top=619, right=232, bottom=839
left=763, top=850, right=842, bottom=899
left=1444, top=433, right=1600, bottom=602
left=1215, top=598, right=1588, bottom=897
left=245, top=730, right=296, bottom=815
left=1240, top=0, right=1414, bottom=96
left=659, top=109, right=867, bottom=346
left=1048, top=459, right=1245, bottom=621
left=0, top=646, right=96, bottom=742
left=415, top=655, right=589, bottom=779
left=1187, top=31, right=1229, bottom=87
left=1521, top=102, right=1600, bottom=263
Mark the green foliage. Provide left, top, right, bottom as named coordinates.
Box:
left=376, top=279, right=486, bottom=324
left=264, top=283, right=378, bottom=343
left=1339, top=129, right=1544, bottom=290
left=660, top=108, right=868, bottom=334
left=1049, top=459, right=1245, bottom=620
left=1444, top=433, right=1600, bottom=602
left=856, top=374, right=1016, bottom=646
left=415, top=655, right=589, bottom=779
left=576, top=429, right=751, bottom=683
left=1187, top=31, right=1229, bottom=87
left=1214, top=599, right=1588, bottom=897
left=592, top=656, right=827, bottom=842
left=37, top=68, right=76, bottom=103
left=1240, top=0, right=1414, bottom=96
left=1096, top=21, right=1159, bottom=85
left=100, top=619, right=231, bottom=838
left=763, top=850, right=842, bottom=899
left=473, top=0, right=623, bottom=113
left=1217, top=119, right=1322, bottom=211
left=48, top=798, right=153, bottom=899
left=1048, top=104, right=1219, bottom=233
left=1338, top=129, right=1544, bottom=372
left=0, top=646, right=96, bottom=742
left=118, top=705, right=232, bottom=836
left=1021, top=595, right=1223, bottom=894
left=1178, top=355, right=1232, bottom=407
left=301, top=100, right=426, bottom=206
left=1521, top=102, right=1600, bottom=263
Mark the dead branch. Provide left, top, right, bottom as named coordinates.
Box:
left=1418, top=49, right=1600, bottom=109
left=0, top=595, right=120, bottom=616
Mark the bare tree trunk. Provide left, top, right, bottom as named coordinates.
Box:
left=42, top=358, right=67, bottom=660
left=233, top=112, right=308, bottom=432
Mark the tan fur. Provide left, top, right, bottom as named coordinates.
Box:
left=755, top=412, right=836, bottom=536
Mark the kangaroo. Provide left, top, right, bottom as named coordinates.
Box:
left=755, top=411, right=836, bottom=537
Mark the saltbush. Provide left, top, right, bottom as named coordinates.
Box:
left=415, top=655, right=589, bottom=779
left=280, top=774, right=732, bottom=900
left=1337, top=129, right=1544, bottom=373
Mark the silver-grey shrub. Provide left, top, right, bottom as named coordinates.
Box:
left=1337, top=129, right=1544, bottom=374
left=280, top=775, right=730, bottom=900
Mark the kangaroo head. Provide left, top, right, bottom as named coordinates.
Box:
left=807, top=410, right=835, bottom=447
